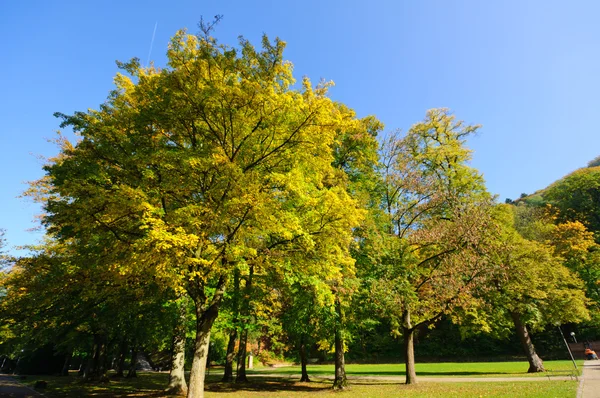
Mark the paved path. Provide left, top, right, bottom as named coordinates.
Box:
left=0, top=375, right=44, bottom=398
left=580, top=361, right=600, bottom=398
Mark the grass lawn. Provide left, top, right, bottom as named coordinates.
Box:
left=19, top=360, right=581, bottom=397
left=248, top=360, right=583, bottom=378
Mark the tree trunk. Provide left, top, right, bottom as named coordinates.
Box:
left=511, top=311, right=545, bottom=373
left=236, top=329, right=249, bottom=383
left=332, top=299, right=347, bottom=390
left=114, top=340, right=128, bottom=378
left=403, top=309, right=417, bottom=384
left=166, top=300, right=188, bottom=395
left=222, top=330, right=237, bottom=382
left=61, top=351, right=72, bottom=376
left=83, top=334, right=108, bottom=381
left=97, top=338, right=109, bottom=381
left=144, top=350, right=158, bottom=371
left=82, top=340, right=97, bottom=380
left=126, top=345, right=138, bottom=378
left=222, top=270, right=240, bottom=383
left=187, top=303, right=221, bottom=398
left=236, top=266, right=253, bottom=384
left=299, top=334, right=310, bottom=382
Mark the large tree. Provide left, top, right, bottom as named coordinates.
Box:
left=372, top=109, right=495, bottom=384
left=33, top=28, right=364, bottom=397
left=465, top=204, right=590, bottom=372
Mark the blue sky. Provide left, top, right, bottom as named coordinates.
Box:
left=2, top=0, right=599, bottom=253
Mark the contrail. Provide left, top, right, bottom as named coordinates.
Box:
left=146, top=22, right=158, bottom=66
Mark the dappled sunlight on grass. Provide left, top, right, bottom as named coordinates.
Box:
left=18, top=361, right=581, bottom=397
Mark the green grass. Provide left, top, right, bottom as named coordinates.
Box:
left=19, top=361, right=582, bottom=397
left=205, top=379, right=577, bottom=398
left=249, top=360, right=583, bottom=378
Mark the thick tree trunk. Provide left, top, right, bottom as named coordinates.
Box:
left=222, top=270, right=240, bottom=383
left=236, top=266, right=253, bottom=383
left=126, top=345, right=138, bottom=378
left=187, top=305, right=220, bottom=398
left=61, top=351, right=72, bottom=376
left=166, top=300, right=188, bottom=395
left=511, top=311, right=545, bottom=373
left=332, top=299, right=347, bottom=390
left=403, top=310, right=417, bottom=385
left=299, top=334, right=310, bottom=382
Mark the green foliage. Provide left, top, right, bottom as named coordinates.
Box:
left=543, top=167, right=600, bottom=237
left=461, top=204, right=590, bottom=340
left=372, top=109, right=494, bottom=333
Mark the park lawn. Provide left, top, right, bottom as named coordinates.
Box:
left=248, top=360, right=583, bottom=378
left=22, top=372, right=577, bottom=397
left=205, top=379, right=578, bottom=398
left=21, top=360, right=581, bottom=398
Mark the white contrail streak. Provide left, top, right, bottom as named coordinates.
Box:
left=146, top=22, right=158, bottom=66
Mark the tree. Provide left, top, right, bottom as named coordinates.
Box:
left=35, top=28, right=364, bottom=397
left=587, top=155, right=600, bottom=168
left=464, top=204, right=590, bottom=372
left=373, top=109, right=495, bottom=384
left=543, top=167, right=600, bottom=238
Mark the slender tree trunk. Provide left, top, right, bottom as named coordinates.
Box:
left=511, top=311, right=545, bottom=373
left=236, top=266, right=253, bottom=383
left=403, top=309, right=417, bottom=384
left=222, top=330, right=237, bottom=382
left=166, top=300, right=189, bottom=395
left=332, top=299, right=347, bottom=390
left=114, top=340, right=128, bottom=378
left=97, top=337, right=109, bottom=381
left=61, top=351, right=72, bottom=376
left=127, top=344, right=138, bottom=378
left=236, top=329, right=249, bottom=382
left=299, top=334, right=310, bottom=382
left=83, top=345, right=95, bottom=379
left=222, top=270, right=240, bottom=383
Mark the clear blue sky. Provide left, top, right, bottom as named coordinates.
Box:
left=2, top=0, right=599, bottom=254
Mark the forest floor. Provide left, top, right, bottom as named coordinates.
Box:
left=10, top=360, right=586, bottom=397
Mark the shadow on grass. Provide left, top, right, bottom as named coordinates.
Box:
left=25, top=372, right=171, bottom=397
left=205, top=377, right=333, bottom=394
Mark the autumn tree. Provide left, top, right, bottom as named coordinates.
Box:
left=372, top=109, right=495, bottom=384
left=35, top=27, right=365, bottom=397
left=464, top=204, right=590, bottom=372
